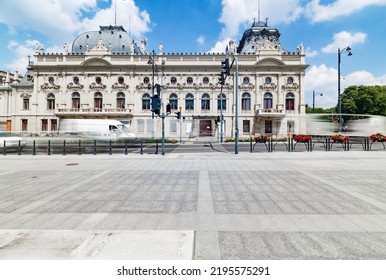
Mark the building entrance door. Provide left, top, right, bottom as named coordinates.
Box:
left=6, top=120, right=11, bottom=131
left=199, top=120, right=212, bottom=136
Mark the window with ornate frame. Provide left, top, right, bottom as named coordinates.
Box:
left=201, top=93, right=210, bottom=110
left=72, top=92, right=80, bottom=109
left=47, top=93, right=55, bottom=110
left=169, top=93, right=178, bottom=110
left=185, top=93, right=194, bottom=110
left=94, top=92, right=103, bottom=111
left=263, top=92, right=273, bottom=110
left=242, top=92, right=251, bottom=110
left=217, top=93, right=226, bottom=110
left=142, top=93, right=151, bottom=110
left=117, top=92, right=125, bottom=109
left=286, top=92, right=295, bottom=111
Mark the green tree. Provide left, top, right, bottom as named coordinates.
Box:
left=341, top=85, right=386, bottom=116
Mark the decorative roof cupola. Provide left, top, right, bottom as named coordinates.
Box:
left=237, top=18, right=283, bottom=54
left=71, top=25, right=139, bottom=54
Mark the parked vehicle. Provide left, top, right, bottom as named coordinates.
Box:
left=0, top=136, right=26, bottom=149
left=58, top=119, right=136, bottom=140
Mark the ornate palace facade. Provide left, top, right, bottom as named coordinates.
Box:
left=0, top=20, right=308, bottom=139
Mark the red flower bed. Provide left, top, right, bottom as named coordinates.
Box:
left=370, top=133, right=386, bottom=142
left=331, top=134, right=348, bottom=142
left=293, top=134, right=311, bottom=142
left=254, top=135, right=269, bottom=143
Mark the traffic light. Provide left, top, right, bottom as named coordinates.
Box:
left=216, top=115, right=221, bottom=123
left=221, top=58, right=230, bottom=75
left=155, top=84, right=161, bottom=95
left=166, top=103, right=171, bottom=114
left=218, top=72, right=225, bottom=85
left=175, top=112, right=181, bottom=119
left=151, top=95, right=160, bottom=116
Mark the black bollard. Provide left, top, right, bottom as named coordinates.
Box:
left=32, top=140, right=36, bottom=155
left=3, top=141, right=6, bottom=156
left=250, top=137, right=253, bottom=153
left=140, top=140, right=143, bottom=155
left=63, top=140, right=66, bottom=155
left=78, top=140, right=81, bottom=155
left=125, top=142, right=128, bottom=155
left=93, top=140, right=97, bottom=155
left=109, top=140, right=112, bottom=155
left=17, top=140, right=22, bottom=155
left=155, top=139, right=159, bottom=154
left=47, top=140, right=51, bottom=155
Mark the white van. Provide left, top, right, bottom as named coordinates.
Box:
left=58, top=119, right=136, bottom=140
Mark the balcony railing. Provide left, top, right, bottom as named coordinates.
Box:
left=55, top=108, right=133, bottom=116
left=256, top=108, right=286, bottom=119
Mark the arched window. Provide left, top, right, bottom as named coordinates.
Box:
left=72, top=92, right=80, bottom=109
left=47, top=93, right=55, bottom=110
left=185, top=93, right=194, bottom=110
left=217, top=93, right=226, bottom=110
left=242, top=92, right=251, bottom=111
left=286, top=92, right=295, bottom=111
left=263, top=92, right=273, bottom=110
left=117, top=92, right=125, bottom=109
left=94, top=92, right=103, bottom=111
left=201, top=93, right=210, bottom=110
left=169, top=93, right=178, bottom=110
left=142, top=93, right=151, bottom=110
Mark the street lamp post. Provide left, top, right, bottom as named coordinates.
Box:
left=148, top=51, right=166, bottom=155
left=312, top=90, right=323, bottom=113
left=338, top=46, right=352, bottom=132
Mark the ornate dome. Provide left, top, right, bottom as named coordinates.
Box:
left=71, top=25, right=139, bottom=54
left=237, top=19, right=282, bottom=54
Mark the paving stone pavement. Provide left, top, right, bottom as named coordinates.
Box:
left=0, top=151, right=386, bottom=259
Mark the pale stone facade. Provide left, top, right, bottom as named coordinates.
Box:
left=0, top=21, right=308, bottom=139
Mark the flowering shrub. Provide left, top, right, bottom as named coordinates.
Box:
left=331, top=134, right=348, bottom=142
left=254, top=135, right=269, bottom=143
left=293, top=134, right=311, bottom=142
left=370, top=133, right=386, bottom=142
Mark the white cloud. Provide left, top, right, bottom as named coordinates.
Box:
left=304, top=0, right=386, bottom=23
left=305, top=64, right=386, bottom=108
left=5, top=40, right=41, bottom=72
left=80, top=0, right=151, bottom=40
left=196, top=35, right=205, bottom=46
left=208, top=38, right=231, bottom=53
left=0, top=0, right=151, bottom=46
left=322, top=31, right=367, bottom=53
left=305, top=47, right=318, bottom=58
left=218, top=0, right=302, bottom=40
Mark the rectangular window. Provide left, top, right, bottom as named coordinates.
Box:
left=137, top=119, right=144, bottom=133
left=265, top=120, right=272, bottom=134
left=72, top=99, right=80, bottom=109
left=201, top=100, right=210, bottom=110
left=41, top=119, right=48, bottom=131
left=243, top=120, right=250, bottom=134
left=51, top=119, right=57, bottom=131
left=170, top=100, right=178, bottom=110
left=242, top=99, right=251, bottom=110
left=117, top=99, right=125, bottom=109
left=286, top=99, right=295, bottom=111
left=142, top=99, right=150, bottom=110
left=146, top=119, right=154, bottom=133
left=170, top=119, right=177, bottom=133
left=21, top=119, right=28, bottom=131
left=23, top=98, right=29, bottom=110
left=47, top=100, right=55, bottom=110
left=185, top=99, right=194, bottom=110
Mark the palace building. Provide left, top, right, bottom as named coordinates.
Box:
left=0, top=20, right=308, bottom=139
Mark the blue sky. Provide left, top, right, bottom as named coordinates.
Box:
left=1, top=0, right=386, bottom=108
